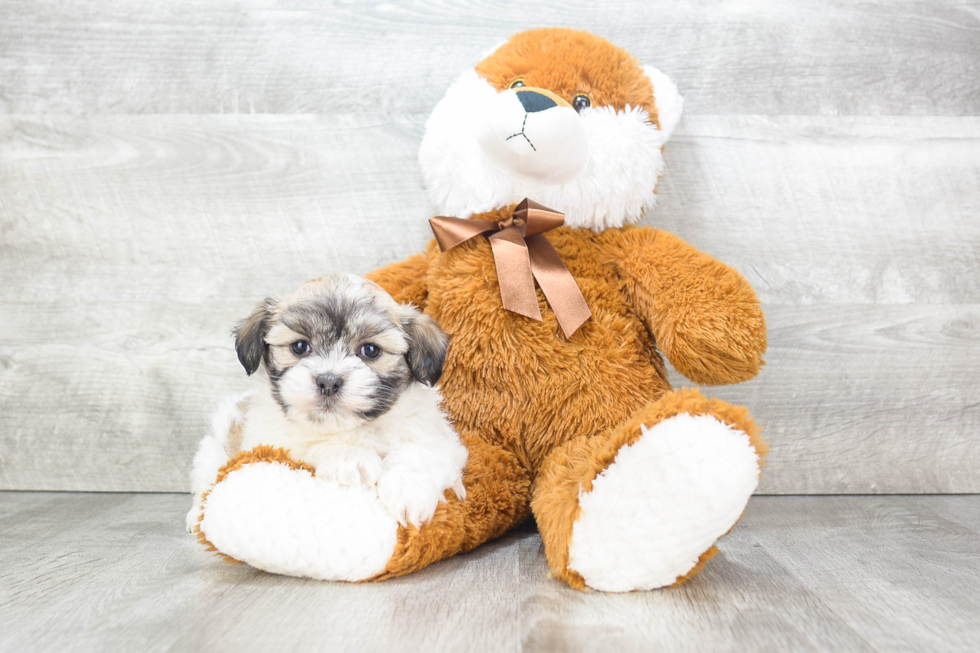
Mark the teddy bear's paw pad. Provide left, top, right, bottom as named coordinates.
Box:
left=568, top=413, right=760, bottom=592
left=199, top=462, right=399, bottom=581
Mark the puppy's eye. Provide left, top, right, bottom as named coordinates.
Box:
left=510, top=79, right=525, bottom=89
left=290, top=340, right=311, bottom=356
left=573, top=94, right=592, bottom=112
left=359, top=343, right=381, bottom=360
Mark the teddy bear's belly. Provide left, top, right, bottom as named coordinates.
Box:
left=428, top=249, right=671, bottom=470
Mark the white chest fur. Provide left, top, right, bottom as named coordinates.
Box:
left=240, top=383, right=456, bottom=465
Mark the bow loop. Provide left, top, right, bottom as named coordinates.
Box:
left=428, top=199, right=592, bottom=338
left=514, top=198, right=565, bottom=237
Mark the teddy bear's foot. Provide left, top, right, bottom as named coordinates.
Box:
left=568, top=412, right=759, bottom=591
left=196, top=436, right=534, bottom=583
left=197, top=448, right=399, bottom=582
left=533, top=388, right=766, bottom=592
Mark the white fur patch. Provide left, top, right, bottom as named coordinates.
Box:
left=186, top=391, right=254, bottom=532
left=476, top=90, right=589, bottom=183
left=643, top=65, right=683, bottom=141
left=419, top=69, right=679, bottom=231
left=568, top=414, right=760, bottom=592
left=199, top=462, right=399, bottom=581
left=204, top=383, right=467, bottom=533
left=276, top=348, right=379, bottom=430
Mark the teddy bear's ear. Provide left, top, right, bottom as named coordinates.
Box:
left=642, top=65, right=684, bottom=142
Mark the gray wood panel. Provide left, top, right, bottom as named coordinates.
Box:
left=3, top=0, right=980, bottom=493
left=0, top=114, right=431, bottom=492
left=658, top=116, right=980, bottom=305
left=1, top=0, right=978, bottom=116
left=2, top=492, right=979, bottom=652
left=2, top=115, right=979, bottom=492
left=708, top=304, right=980, bottom=494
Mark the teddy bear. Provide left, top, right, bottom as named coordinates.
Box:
left=193, top=27, right=768, bottom=592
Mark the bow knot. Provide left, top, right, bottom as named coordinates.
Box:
left=497, top=215, right=522, bottom=230
left=428, top=199, right=592, bottom=338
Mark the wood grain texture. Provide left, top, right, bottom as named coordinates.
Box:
left=0, top=491, right=521, bottom=653
left=742, top=496, right=980, bottom=652
left=1, top=1, right=978, bottom=116
left=0, top=114, right=433, bottom=491
left=706, top=303, right=980, bottom=494
left=2, top=115, right=979, bottom=492
left=1, top=493, right=978, bottom=652
left=3, top=0, right=980, bottom=492
left=657, top=116, right=980, bottom=305
left=520, top=494, right=980, bottom=652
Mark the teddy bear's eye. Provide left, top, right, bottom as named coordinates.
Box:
left=510, top=79, right=525, bottom=89
left=573, top=94, right=592, bottom=112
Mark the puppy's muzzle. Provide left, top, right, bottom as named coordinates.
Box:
left=316, top=373, right=344, bottom=398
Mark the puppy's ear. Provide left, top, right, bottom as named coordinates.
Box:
left=234, top=299, right=276, bottom=376
left=403, top=311, right=449, bottom=386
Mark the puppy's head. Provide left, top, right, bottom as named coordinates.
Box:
left=235, top=274, right=448, bottom=432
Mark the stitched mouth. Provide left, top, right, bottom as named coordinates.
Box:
left=505, top=114, right=536, bottom=152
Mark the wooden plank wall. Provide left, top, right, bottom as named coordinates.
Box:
left=1, top=0, right=978, bottom=492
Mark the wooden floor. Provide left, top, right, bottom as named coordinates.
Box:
left=1, top=493, right=978, bottom=652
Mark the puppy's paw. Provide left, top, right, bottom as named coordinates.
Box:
left=315, top=448, right=383, bottom=488
left=377, top=470, right=442, bottom=528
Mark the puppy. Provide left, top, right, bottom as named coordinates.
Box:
left=187, top=274, right=467, bottom=532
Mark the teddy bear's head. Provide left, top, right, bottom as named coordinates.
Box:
left=419, top=28, right=682, bottom=231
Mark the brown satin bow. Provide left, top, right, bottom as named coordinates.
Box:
left=429, top=199, right=592, bottom=338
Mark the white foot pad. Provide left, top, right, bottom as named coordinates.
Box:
left=199, top=462, right=399, bottom=581
left=568, top=413, right=760, bottom=592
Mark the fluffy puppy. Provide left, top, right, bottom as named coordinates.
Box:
left=187, top=274, right=467, bottom=531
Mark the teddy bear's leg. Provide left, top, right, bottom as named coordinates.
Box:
left=531, top=388, right=766, bottom=592
left=196, top=431, right=532, bottom=582
left=370, top=429, right=533, bottom=580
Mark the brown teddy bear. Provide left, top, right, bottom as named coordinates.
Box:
left=193, top=27, right=768, bottom=592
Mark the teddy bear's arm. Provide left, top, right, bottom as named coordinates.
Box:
left=614, top=228, right=767, bottom=386
left=365, top=241, right=438, bottom=308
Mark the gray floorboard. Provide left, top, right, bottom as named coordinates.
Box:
left=1, top=493, right=978, bottom=652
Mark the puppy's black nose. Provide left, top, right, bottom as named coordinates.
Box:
left=316, top=373, right=344, bottom=397
left=516, top=90, right=557, bottom=113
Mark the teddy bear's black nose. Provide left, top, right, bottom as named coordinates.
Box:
left=516, top=90, right=557, bottom=113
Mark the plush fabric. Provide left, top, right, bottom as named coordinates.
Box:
left=360, top=223, right=768, bottom=588
left=195, top=27, right=768, bottom=592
